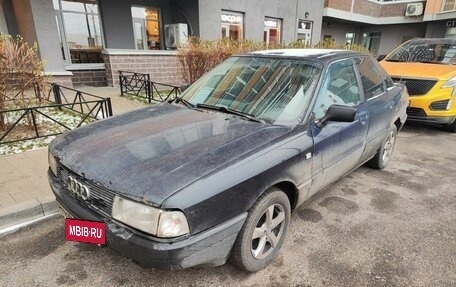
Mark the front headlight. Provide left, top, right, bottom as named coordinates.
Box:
left=112, top=196, right=190, bottom=238
left=442, top=76, right=456, bottom=97
left=48, top=149, right=57, bottom=176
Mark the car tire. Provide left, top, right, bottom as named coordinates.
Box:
left=230, top=187, right=291, bottom=272
left=366, top=125, right=398, bottom=170
left=443, top=119, right=456, bottom=133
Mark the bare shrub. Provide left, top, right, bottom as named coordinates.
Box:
left=0, top=35, right=47, bottom=131
left=177, top=38, right=269, bottom=84
left=177, top=38, right=373, bottom=84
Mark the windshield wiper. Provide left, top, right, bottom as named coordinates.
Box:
left=173, top=97, right=196, bottom=109
left=416, top=60, right=438, bottom=64
left=196, top=103, right=265, bottom=123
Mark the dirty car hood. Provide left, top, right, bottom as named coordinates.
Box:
left=50, top=104, right=291, bottom=205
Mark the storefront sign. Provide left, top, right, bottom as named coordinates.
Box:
left=446, top=20, right=456, bottom=27
left=221, top=14, right=242, bottom=24
left=264, top=20, right=278, bottom=28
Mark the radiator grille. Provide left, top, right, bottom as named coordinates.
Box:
left=57, top=164, right=115, bottom=218
left=392, top=78, right=437, bottom=96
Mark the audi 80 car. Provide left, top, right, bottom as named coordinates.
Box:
left=380, top=38, right=456, bottom=132
left=48, top=49, right=408, bottom=272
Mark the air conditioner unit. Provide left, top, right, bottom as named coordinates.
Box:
left=405, top=3, right=424, bottom=17
left=164, top=23, right=188, bottom=49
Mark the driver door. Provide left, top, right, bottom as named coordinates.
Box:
left=308, top=58, right=369, bottom=197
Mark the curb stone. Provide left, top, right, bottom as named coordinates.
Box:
left=0, top=196, right=59, bottom=230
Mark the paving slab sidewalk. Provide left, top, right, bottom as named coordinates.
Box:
left=0, top=86, right=147, bottom=231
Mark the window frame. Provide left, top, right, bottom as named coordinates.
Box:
left=221, top=10, right=245, bottom=41
left=311, top=58, right=363, bottom=120
left=264, top=17, right=282, bottom=46
left=53, top=0, right=105, bottom=67
left=442, top=0, right=456, bottom=12
left=354, top=56, right=388, bottom=101
left=131, top=6, right=163, bottom=50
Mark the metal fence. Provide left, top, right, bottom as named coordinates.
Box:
left=0, top=84, right=112, bottom=145
left=119, top=70, right=181, bottom=103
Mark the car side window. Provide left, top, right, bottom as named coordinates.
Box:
left=312, top=60, right=361, bottom=120
left=355, top=56, right=386, bottom=99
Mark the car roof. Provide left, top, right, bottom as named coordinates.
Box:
left=246, top=49, right=370, bottom=61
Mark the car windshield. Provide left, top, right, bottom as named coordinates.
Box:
left=180, top=56, right=322, bottom=125
left=385, top=39, right=456, bottom=64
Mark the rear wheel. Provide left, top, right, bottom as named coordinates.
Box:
left=366, top=125, right=397, bottom=169
left=231, top=187, right=291, bottom=272
left=443, top=119, right=456, bottom=133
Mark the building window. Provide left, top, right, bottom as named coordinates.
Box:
left=221, top=11, right=244, bottom=41
left=264, top=17, right=281, bottom=46
left=53, top=0, right=104, bottom=65
left=443, top=0, right=456, bottom=11
left=345, top=32, right=356, bottom=46
left=131, top=7, right=161, bottom=50
left=297, top=20, right=312, bottom=44
left=362, top=32, right=381, bottom=55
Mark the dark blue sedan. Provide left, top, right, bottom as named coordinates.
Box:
left=48, top=49, right=408, bottom=272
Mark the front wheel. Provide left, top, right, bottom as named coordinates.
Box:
left=366, top=125, right=398, bottom=169
left=230, top=187, right=291, bottom=272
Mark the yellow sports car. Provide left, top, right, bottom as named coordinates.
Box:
left=380, top=38, right=456, bottom=132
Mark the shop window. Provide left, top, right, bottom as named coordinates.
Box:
left=221, top=11, right=244, bottom=41
left=131, top=7, right=161, bottom=50
left=297, top=20, right=312, bottom=44
left=264, top=17, right=281, bottom=46
left=53, top=0, right=103, bottom=65
left=443, top=0, right=456, bottom=11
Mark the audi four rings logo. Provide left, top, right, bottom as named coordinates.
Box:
left=68, top=176, right=90, bottom=200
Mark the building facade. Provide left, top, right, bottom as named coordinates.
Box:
left=322, top=0, right=456, bottom=56
left=0, top=0, right=324, bottom=87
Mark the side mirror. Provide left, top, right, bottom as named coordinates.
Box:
left=317, top=105, right=356, bottom=128
left=181, top=83, right=190, bottom=92
left=377, top=54, right=386, bottom=61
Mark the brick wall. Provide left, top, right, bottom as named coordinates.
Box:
left=103, top=51, right=184, bottom=87
left=380, top=3, right=408, bottom=17
left=325, top=0, right=352, bottom=12
left=326, top=0, right=425, bottom=18
left=50, top=75, right=73, bottom=88
left=71, top=69, right=107, bottom=87
left=353, top=0, right=381, bottom=17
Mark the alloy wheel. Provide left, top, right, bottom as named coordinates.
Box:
left=251, top=204, right=286, bottom=260
left=382, top=130, right=396, bottom=163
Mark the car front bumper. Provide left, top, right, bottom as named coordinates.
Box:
left=48, top=170, right=247, bottom=270
left=406, top=109, right=456, bottom=124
